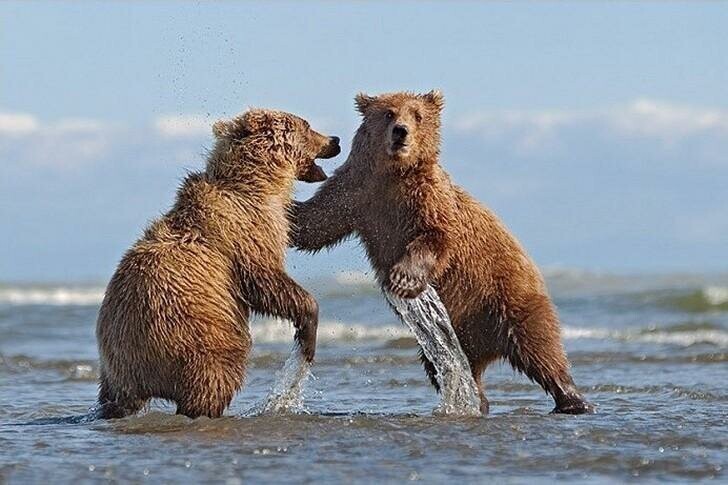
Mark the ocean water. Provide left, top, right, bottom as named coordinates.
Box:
left=1, top=270, right=727, bottom=483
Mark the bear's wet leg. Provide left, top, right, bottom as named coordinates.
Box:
left=244, top=270, right=319, bottom=362
left=175, top=358, right=244, bottom=419
left=549, top=375, right=595, bottom=415
left=503, top=296, right=594, bottom=415
left=97, top=377, right=147, bottom=419
left=471, top=362, right=490, bottom=415
left=419, top=347, right=440, bottom=392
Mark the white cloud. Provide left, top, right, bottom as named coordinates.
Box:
left=454, top=109, right=585, bottom=153
left=0, top=112, right=116, bottom=168
left=0, top=113, right=111, bottom=137
left=154, top=114, right=212, bottom=138
left=455, top=99, right=728, bottom=151
left=610, top=99, right=728, bottom=140
left=52, top=118, right=108, bottom=134
left=0, top=112, right=39, bottom=136
left=0, top=111, right=212, bottom=170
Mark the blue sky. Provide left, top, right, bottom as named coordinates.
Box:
left=1, top=1, right=727, bottom=282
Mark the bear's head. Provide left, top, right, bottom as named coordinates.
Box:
left=211, top=109, right=340, bottom=183
left=354, top=90, right=443, bottom=171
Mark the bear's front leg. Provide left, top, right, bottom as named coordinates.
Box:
left=388, top=232, right=447, bottom=299
left=389, top=255, right=431, bottom=299
left=243, top=270, right=319, bottom=362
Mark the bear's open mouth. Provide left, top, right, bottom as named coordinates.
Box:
left=300, top=136, right=339, bottom=182
left=299, top=161, right=328, bottom=183
left=391, top=141, right=409, bottom=152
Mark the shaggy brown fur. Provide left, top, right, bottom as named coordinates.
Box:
left=291, top=91, right=593, bottom=414
left=96, top=109, right=340, bottom=419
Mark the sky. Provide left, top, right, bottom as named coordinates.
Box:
left=1, top=1, right=727, bottom=282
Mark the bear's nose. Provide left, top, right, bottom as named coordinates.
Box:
left=329, top=136, right=340, bottom=145
left=392, top=124, right=408, bottom=140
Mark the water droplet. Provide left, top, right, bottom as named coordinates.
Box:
left=258, top=348, right=311, bottom=414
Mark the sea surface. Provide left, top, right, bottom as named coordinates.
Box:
left=1, top=270, right=727, bottom=483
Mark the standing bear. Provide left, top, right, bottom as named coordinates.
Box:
left=291, top=91, right=593, bottom=414
left=96, top=109, right=340, bottom=419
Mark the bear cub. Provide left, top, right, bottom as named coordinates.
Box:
left=96, top=109, right=340, bottom=419
left=292, top=91, right=593, bottom=414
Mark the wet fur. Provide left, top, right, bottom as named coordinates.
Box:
left=96, top=109, right=335, bottom=419
left=291, top=91, right=592, bottom=414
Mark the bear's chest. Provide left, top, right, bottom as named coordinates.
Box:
left=358, top=193, right=418, bottom=272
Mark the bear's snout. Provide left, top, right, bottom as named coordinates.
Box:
left=318, top=136, right=341, bottom=159
left=392, top=125, right=408, bottom=142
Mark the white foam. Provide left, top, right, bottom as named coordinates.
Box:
left=0, top=287, right=105, bottom=306
left=253, top=321, right=727, bottom=348
left=563, top=326, right=728, bottom=348
left=252, top=319, right=411, bottom=344
left=703, top=286, right=728, bottom=306
left=2, top=283, right=725, bottom=349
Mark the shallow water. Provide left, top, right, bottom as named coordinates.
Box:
left=1, top=271, right=727, bottom=482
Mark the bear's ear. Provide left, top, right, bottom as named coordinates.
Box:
left=355, top=93, right=376, bottom=115
left=422, top=89, right=444, bottom=112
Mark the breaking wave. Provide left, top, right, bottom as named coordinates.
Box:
left=0, top=285, right=105, bottom=306
left=646, top=286, right=728, bottom=312
left=255, top=319, right=728, bottom=348
left=252, top=319, right=411, bottom=344
left=2, top=272, right=727, bottom=314
left=0, top=273, right=378, bottom=306
left=562, top=321, right=728, bottom=348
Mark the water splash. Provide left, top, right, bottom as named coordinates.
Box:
left=386, top=285, right=482, bottom=417
left=257, top=346, right=312, bottom=415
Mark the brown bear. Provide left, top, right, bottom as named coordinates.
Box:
left=291, top=91, right=593, bottom=414
left=96, top=109, right=340, bottom=419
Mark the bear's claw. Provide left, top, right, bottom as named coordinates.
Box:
left=388, top=265, right=426, bottom=299
left=551, top=399, right=596, bottom=415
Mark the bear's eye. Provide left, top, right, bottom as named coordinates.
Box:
left=385, top=110, right=395, bottom=121
left=414, top=111, right=423, bottom=123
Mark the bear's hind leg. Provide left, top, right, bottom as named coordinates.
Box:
left=97, top=376, right=148, bottom=419
left=175, top=358, right=245, bottom=419
left=419, top=347, right=440, bottom=392
left=471, top=360, right=491, bottom=415
left=503, top=296, right=594, bottom=415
